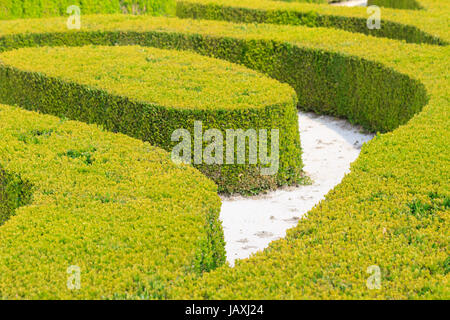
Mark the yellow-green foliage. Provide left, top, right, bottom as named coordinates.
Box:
left=0, top=0, right=448, bottom=299
left=176, top=0, right=448, bottom=45
left=0, top=103, right=225, bottom=299
left=0, top=45, right=302, bottom=194
left=367, top=0, right=422, bottom=10
left=0, top=45, right=294, bottom=111
left=0, top=169, right=32, bottom=225
left=269, top=1, right=348, bottom=3
left=0, top=0, right=175, bottom=19
left=0, top=16, right=427, bottom=132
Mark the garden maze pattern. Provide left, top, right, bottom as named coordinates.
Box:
left=0, top=0, right=448, bottom=299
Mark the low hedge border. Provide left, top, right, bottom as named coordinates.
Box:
left=176, top=0, right=447, bottom=45
left=0, top=0, right=175, bottom=19
left=0, top=20, right=428, bottom=133
left=367, top=0, right=423, bottom=10
left=168, top=3, right=449, bottom=299
left=0, top=45, right=303, bottom=195
left=0, top=168, right=33, bottom=226
left=0, top=103, right=225, bottom=299
left=0, top=2, right=447, bottom=298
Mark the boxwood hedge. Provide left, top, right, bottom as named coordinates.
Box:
left=367, top=0, right=422, bottom=10
left=0, top=103, right=225, bottom=299
left=0, top=45, right=302, bottom=194
left=0, top=0, right=448, bottom=299
left=0, top=0, right=175, bottom=19
left=176, top=0, right=447, bottom=45
left=0, top=168, right=33, bottom=226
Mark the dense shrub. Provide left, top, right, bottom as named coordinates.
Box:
left=0, top=169, right=32, bottom=225
left=0, top=17, right=427, bottom=134
left=0, top=45, right=302, bottom=194
left=0, top=0, right=175, bottom=19
left=176, top=0, right=446, bottom=45
left=367, top=0, right=422, bottom=10
left=0, top=0, right=448, bottom=299
left=0, top=103, right=225, bottom=298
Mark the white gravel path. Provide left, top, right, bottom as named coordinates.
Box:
left=220, top=111, right=374, bottom=266
left=331, top=0, right=368, bottom=7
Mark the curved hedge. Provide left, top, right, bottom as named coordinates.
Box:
left=0, top=103, right=225, bottom=299
left=176, top=0, right=447, bottom=45
left=367, top=0, right=422, bottom=10
left=0, top=16, right=428, bottom=133
left=0, top=45, right=301, bottom=194
left=0, top=0, right=175, bottom=19
left=0, top=0, right=448, bottom=299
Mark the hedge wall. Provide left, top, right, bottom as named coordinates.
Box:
left=367, top=0, right=423, bottom=10
left=168, top=1, right=449, bottom=299
left=270, top=0, right=348, bottom=3
left=0, top=103, right=225, bottom=299
left=0, top=45, right=302, bottom=194
left=176, top=0, right=446, bottom=45
left=0, top=0, right=448, bottom=299
left=0, top=0, right=175, bottom=19
left=0, top=16, right=428, bottom=192
left=0, top=168, right=32, bottom=226
left=0, top=17, right=427, bottom=134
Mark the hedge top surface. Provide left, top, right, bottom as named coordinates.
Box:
left=0, top=45, right=295, bottom=111
left=0, top=4, right=448, bottom=299
left=0, top=14, right=444, bottom=56
left=177, top=0, right=450, bottom=43
left=0, top=103, right=223, bottom=299
left=0, top=0, right=175, bottom=19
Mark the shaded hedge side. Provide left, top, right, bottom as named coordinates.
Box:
left=0, top=168, right=33, bottom=226
left=0, top=104, right=225, bottom=298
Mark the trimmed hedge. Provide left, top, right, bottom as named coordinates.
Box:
left=0, top=17, right=427, bottom=134
left=0, top=45, right=296, bottom=111
left=0, top=103, right=225, bottom=299
left=0, top=45, right=302, bottom=194
left=0, top=169, right=32, bottom=226
left=0, top=0, right=448, bottom=299
left=367, top=0, right=422, bottom=10
left=270, top=1, right=348, bottom=3
left=0, top=0, right=175, bottom=19
left=169, top=2, right=449, bottom=299
left=176, top=0, right=447, bottom=45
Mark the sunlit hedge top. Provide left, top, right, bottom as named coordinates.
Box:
left=177, top=0, right=449, bottom=43
left=0, top=45, right=295, bottom=111
left=0, top=0, right=175, bottom=19
left=0, top=103, right=224, bottom=299
left=0, top=0, right=448, bottom=299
